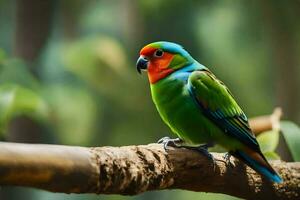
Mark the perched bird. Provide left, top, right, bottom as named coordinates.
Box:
left=136, top=41, right=282, bottom=183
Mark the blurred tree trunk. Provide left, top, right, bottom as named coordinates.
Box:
left=13, top=0, right=54, bottom=75
left=2, top=2, right=55, bottom=200
left=259, top=0, right=300, bottom=161
left=142, top=1, right=201, bottom=57
left=7, top=0, right=55, bottom=143
left=60, top=0, right=83, bottom=40
left=120, top=0, right=144, bottom=56
left=261, top=1, right=300, bottom=124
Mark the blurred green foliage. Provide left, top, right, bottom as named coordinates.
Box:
left=0, top=84, right=48, bottom=135
left=0, top=0, right=299, bottom=200
left=256, top=130, right=280, bottom=160
left=281, top=121, right=300, bottom=161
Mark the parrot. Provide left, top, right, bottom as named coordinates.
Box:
left=136, top=41, right=282, bottom=183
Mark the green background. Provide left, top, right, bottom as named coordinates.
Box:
left=0, top=1, right=299, bottom=199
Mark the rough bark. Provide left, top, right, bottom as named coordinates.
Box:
left=0, top=142, right=298, bottom=200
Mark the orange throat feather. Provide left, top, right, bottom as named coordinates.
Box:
left=148, top=53, right=174, bottom=84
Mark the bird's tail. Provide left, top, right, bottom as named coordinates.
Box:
left=232, top=148, right=282, bottom=183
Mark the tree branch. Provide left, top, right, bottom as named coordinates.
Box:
left=0, top=110, right=296, bottom=199
left=249, top=107, right=282, bottom=134
left=0, top=142, right=298, bottom=200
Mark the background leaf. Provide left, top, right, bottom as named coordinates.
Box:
left=0, top=84, right=48, bottom=134
left=45, top=85, right=99, bottom=145
left=257, top=130, right=279, bottom=153
left=0, top=48, right=6, bottom=63
left=0, top=58, right=39, bottom=89
left=263, top=151, right=280, bottom=160
left=280, top=121, right=300, bottom=161
left=256, top=130, right=280, bottom=160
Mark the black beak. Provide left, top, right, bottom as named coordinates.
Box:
left=136, top=56, right=149, bottom=74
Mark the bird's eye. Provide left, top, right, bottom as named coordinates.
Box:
left=154, top=49, right=164, bottom=57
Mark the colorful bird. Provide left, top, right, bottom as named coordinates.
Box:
left=136, top=41, right=282, bottom=183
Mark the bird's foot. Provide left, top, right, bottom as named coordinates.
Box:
left=157, top=137, right=183, bottom=151
left=223, top=152, right=234, bottom=168
left=182, top=143, right=216, bottom=170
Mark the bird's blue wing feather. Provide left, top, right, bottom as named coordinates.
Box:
left=187, top=69, right=260, bottom=151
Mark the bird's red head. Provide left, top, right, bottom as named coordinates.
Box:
left=137, top=45, right=175, bottom=84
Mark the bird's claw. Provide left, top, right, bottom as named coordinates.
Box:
left=223, top=152, right=234, bottom=168
left=157, top=137, right=183, bottom=151
left=157, top=136, right=171, bottom=144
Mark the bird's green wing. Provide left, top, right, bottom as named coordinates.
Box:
left=188, top=69, right=260, bottom=151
